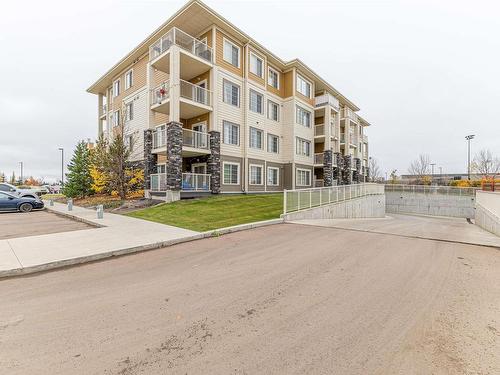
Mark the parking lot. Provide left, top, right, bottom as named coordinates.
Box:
left=0, top=210, right=93, bottom=240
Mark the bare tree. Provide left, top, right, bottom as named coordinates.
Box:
left=368, top=158, right=381, bottom=182
left=472, top=149, right=500, bottom=179
left=408, top=154, right=431, bottom=184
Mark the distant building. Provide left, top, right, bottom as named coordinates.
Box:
left=400, top=173, right=483, bottom=185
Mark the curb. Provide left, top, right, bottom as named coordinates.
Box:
left=0, top=217, right=284, bottom=279
left=44, top=206, right=105, bottom=228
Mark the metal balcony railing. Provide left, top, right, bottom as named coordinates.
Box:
left=315, top=93, right=340, bottom=110
left=151, top=80, right=170, bottom=106
left=314, top=153, right=324, bottom=165
left=180, top=80, right=212, bottom=107
left=341, top=107, right=358, bottom=123
left=340, top=133, right=346, bottom=143
left=183, top=128, right=209, bottom=149
left=152, top=129, right=166, bottom=149
left=149, top=27, right=213, bottom=64
left=150, top=173, right=167, bottom=192
left=182, top=173, right=211, bottom=191
left=314, top=124, right=325, bottom=136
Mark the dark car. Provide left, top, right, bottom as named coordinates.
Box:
left=0, top=191, right=44, bottom=213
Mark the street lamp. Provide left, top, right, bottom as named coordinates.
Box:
left=430, top=163, right=436, bottom=183
left=465, top=135, right=475, bottom=180
left=19, top=161, right=23, bottom=184
left=58, top=148, right=64, bottom=186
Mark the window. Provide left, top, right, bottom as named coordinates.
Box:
left=267, top=134, right=279, bottom=153
left=249, top=165, right=263, bottom=185
left=113, top=80, right=120, bottom=97
left=223, top=80, right=240, bottom=107
left=223, top=162, right=239, bottom=185
left=250, top=53, right=263, bottom=78
left=296, top=74, right=311, bottom=98
left=296, top=137, right=311, bottom=157
left=296, top=106, right=311, bottom=127
left=125, top=102, right=133, bottom=122
left=0, top=192, right=10, bottom=199
left=125, top=134, right=134, bottom=150
left=249, top=127, right=263, bottom=149
left=267, top=167, right=279, bottom=186
left=223, top=39, right=240, bottom=67
left=268, top=100, right=279, bottom=121
left=108, top=87, right=113, bottom=103
left=223, top=121, right=239, bottom=145
left=268, top=67, right=279, bottom=89
left=249, top=90, right=263, bottom=114
left=112, top=110, right=120, bottom=127
left=296, top=168, right=311, bottom=186
left=125, top=70, right=133, bottom=90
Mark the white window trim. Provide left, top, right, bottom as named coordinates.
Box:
left=296, top=168, right=311, bottom=187
left=223, top=37, right=241, bottom=68
left=249, top=126, right=264, bottom=149
left=296, top=105, right=312, bottom=128
left=249, top=164, right=264, bottom=186
left=267, top=100, right=280, bottom=122
left=296, top=137, right=311, bottom=157
left=267, top=133, right=279, bottom=154
left=222, top=120, right=240, bottom=146
left=125, top=69, right=133, bottom=90
left=249, top=52, right=264, bottom=78
left=296, top=74, right=312, bottom=98
left=222, top=162, right=240, bottom=185
left=268, top=66, right=280, bottom=89
left=113, top=79, right=120, bottom=97
left=125, top=102, right=133, bottom=122
left=267, top=167, right=280, bottom=186
left=222, top=79, right=240, bottom=107
left=112, top=110, right=120, bottom=127
left=249, top=89, right=264, bottom=114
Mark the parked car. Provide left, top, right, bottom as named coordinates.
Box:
left=0, top=183, right=40, bottom=199
left=0, top=192, right=44, bottom=212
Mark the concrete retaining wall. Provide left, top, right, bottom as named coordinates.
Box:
left=475, top=191, right=500, bottom=236
left=283, top=194, right=385, bottom=221
left=385, top=191, right=475, bottom=218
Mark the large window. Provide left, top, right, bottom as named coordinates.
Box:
left=267, top=134, right=279, bottom=153
left=249, top=90, right=263, bottom=114
left=296, top=137, right=311, bottom=157
left=223, top=121, right=239, bottom=145
left=268, top=67, right=279, bottom=89
left=249, top=127, right=263, bottom=149
left=223, top=162, right=239, bottom=185
left=223, top=80, right=240, bottom=107
left=249, top=165, right=263, bottom=185
left=125, top=102, right=133, bottom=122
left=296, top=106, right=311, bottom=127
left=296, top=74, right=311, bottom=98
left=112, top=110, right=120, bottom=127
left=113, top=79, right=120, bottom=97
left=250, top=53, right=263, bottom=78
left=125, top=69, right=133, bottom=90
left=223, top=39, right=240, bottom=67
left=296, top=168, right=311, bottom=186
left=267, top=167, right=279, bottom=186
left=268, top=100, right=279, bottom=121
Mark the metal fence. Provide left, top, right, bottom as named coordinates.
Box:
left=384, top=184, right=476, bottom=196
left=283, top=183, right=384, bottom=214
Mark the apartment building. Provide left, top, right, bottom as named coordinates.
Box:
left=87, top=0, right=372, bottom=201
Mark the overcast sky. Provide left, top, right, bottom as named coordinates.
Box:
left=1, top=0, right=498, bottom=182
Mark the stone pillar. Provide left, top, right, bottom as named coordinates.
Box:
left=323, top=150, right=333, bottom=187
left=208, top=130, right=221, bottom=194
left=366, top=167, right=371, bottom=182
left=353, top=158, right=362, bottom=184
left=343, top=155, right=352, bottom=185
left=166, top=121, right=183, bottom=190
left=332, top=152, right=342, bottom=185
left=143, top=129, right=157, bottom=190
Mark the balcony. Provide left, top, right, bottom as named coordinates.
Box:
left=341, top=107, right=358, bottom=123
left=314, top=153, right=324, bottom=165
left=314, top=179, right=324, bottom=188
left=315, top=93, right=340, bottom=111
left=340, top=133, right=345, bottom=143
left=314, top=124, right=325, bottom=137
left=152, top=128, right=210, bottom=156
left=150, top=80, right=212, bottom=118
left=100, top=104, right=107, bottom=118
left=149, top=27, right=213, bottom=79
left=150, top=172, right=211, bottom=192
left=363, top=134, right=368, bottom=143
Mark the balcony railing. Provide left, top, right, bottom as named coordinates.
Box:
left=363, top=134, right=368, bottom=143
left=314, top=124, right=325, bottom=136
left=340, top=133, right=346, bottom=143
left=150, top=173, right=167, bottom=192
left=341, top=107, right=358, bottom=123
left=100, top=104, right=107, bottom=117
left=152, top=129, right=166, bottom=149
left=151, top=80, right=170, bottom=106
left=314, top=179, right=324, bottom=188
left=180, top=80, right=212, bottom=107
left=315, top=93, right=340, bottom=110
left=149, top=27, right=213, bottom=64
left=150, top=173, right=211, bottom=192
left=314, top=153, right=324, bottom=165
left=183, top=128, right=209, bottom=149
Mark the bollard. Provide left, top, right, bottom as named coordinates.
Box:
left=96, top=205, right=104, bottom=219
left=67, top=198, right=73, bottom=211
left=49, top=199, right=54, bottom=206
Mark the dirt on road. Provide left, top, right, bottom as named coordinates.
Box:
left=0, top=224, right=499, bottom=374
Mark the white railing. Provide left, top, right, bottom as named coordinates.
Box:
left=314, top=153, right=324, bottom=165
left=151, top=80, right=170, bottom=106
left=341, top=107, right=358, bottom=123
left=149, top=27, right=213, bottom=64
left=150, top=173, right=167, bottom=192
left=152, top=129, right=166, bottom=149
left=183, top=128, right=209, bottom=149
left=384, top=184, right=476, bottom=196
left=283, top=183, right=384, bottom=214
left=314, top=179, right=324, bottom=188
left=363, top=134, right=368, bottom=143
left=100, top=104, right=107, bottom=117
left=314, top=124, right=325, bottom=136
left=180, top=80, right=212, bottom=107
left=340, top=133, right=346, bottom=143
left=315, top=93, right=340, bottom=110
left=182, top=173, right=211, bottom=191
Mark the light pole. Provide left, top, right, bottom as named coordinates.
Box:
left=465, top=135, right=475, bottom=180
left=19, top=161, right=23, bottom=184
left=58, top=148, right=64, bottom=186
left=430, top=163, right=436, bottom=184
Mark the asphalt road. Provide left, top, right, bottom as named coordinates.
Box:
left=0, top=223, right=499, bottom=374
left=0, top=210, right=92, bottom=240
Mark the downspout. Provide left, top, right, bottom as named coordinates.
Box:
left=243, top=42, right=250, bottom=193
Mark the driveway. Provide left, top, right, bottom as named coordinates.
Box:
left=0, top=210, right=93, bottom=240
left=0, top=223, right=498, bottom=374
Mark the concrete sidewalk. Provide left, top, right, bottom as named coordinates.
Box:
left=0, top=202, right=199, bottom=277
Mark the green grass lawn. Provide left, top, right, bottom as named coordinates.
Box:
left=126, top=194, right=283, bottom=232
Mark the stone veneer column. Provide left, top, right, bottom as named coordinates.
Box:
left=166, top=121, right=183, bottom=190
left=366, top=167, right=371, bottom=182
left=323, top=150, right=333, bottom=187
left=353, top=158, right=362, bottom=184
left=207, top=130, right=221, bottom=194
left=143, top=129, right=157, bottom=190
left=343, top=155, right=352, bottom=185
left=332, top=152, right=342, bottom=185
